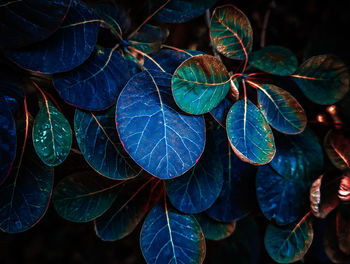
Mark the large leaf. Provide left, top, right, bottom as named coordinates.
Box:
left=226, top=99, right=275, bottom=165
left=94, top=175, right=162, bottom=241
left=292, top=55, right=349, bottom=104
left=324, top=128, right=350, bottom=170
left=140, top=203, right=205, bottom=264
left=210, top=5, right=253, bottom=60
left=33, top=100, right=72, bottom=166
left=0, top=121, right=54, bottom=233
left=151, top=0, right=216, bottom=23
left=210, top=97, right=234, bottom=127
left=249, top=45, right=298, bottom=76
left=0, top=96, right=16, bottom=185
left=172, top=54, right=231, bottom=114
left=265, top=213, right=314, bottom=263
left=116, top=70, right=205, bottom=179
left=53, top=47, right=129, bottom=111
left=0, top=0, right=71, bottom=48
left=165, top=132, right=224, bottom=214
left=74, top=107, right=140, bottom=180
left=195, top=213, right=235, bottom=241
left=255, top=83, right=306, bottom=134
left=3, top=0, right=100, bottom=74
left=53, top=171, right=123, bottom=223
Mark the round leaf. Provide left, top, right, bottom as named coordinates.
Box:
left=195, top=213, right=235, bottom=241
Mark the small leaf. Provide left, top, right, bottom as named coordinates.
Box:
left=53, top=47, right=129, bottom=111
left=292, top=55, right=349, bottom=104
left=94, top=175, right=162, bottom=241
left=256, top=83, right=306, bottom=134
left=74, top=107, right=140, bottom=180
left=33, top=100, right=72, bottom=166
left=172, top=54, right=231, bottom=114
left=195, top=213, right=235, bottom=241
left=210, top=5, right=253, bottom=60
left=339, top=171, right=350, bottom=202
left=53, top=171, right=122, bottom=223
left=249, top=45, right=298, bottom=76
left=265, top=213, right=314, bottom=263
left=226, top=99, right=275, bottom=165
left=116, top=70, right=205, bottom=179
left=324, top=128, right=350, bottom=170
left=140, top=203, right=205, bottom=264
left=4, top=0, right=100, bottom=74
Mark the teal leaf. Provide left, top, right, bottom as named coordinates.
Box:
left=249, top=45, right=298, bottom=76
left=210, top=5, right=253, bottom=60
left=226, top=99, right=275, bottom=165
left=292, top=55, right=349, bottom=104
left=195, top=213, right=235, bottom=241
left=33, top=100, right=72, bottom=166
left=172, top=54, right=231, bottom=114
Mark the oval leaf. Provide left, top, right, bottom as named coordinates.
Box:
left=4, top=0, right=100, bottom=74
left=324, top=128, right=350, bottom=170
left=226, top=99, right=275, bottom=165
left=210, top=5, right=253, bottom=60
left=172, top=54, right=231, bottom=114
left=195, top=213, right=235, bottom=241
left=140, top=203, right=205, bottom=264
left=249, top=45, right=298, bottom=76
left=116, top=70, right=205, bottom=179
left=292, top=55, right=349, bottom=104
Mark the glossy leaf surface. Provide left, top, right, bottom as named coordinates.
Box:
left=116, top=70, right=205, bottom=179
left=53, top=171, right=122, bottom=222
left=249, top=45, right=298, bottom=76
left=0, top=0, right=71, bottom=48
left=292, top=55, right=349, bottom=104
left=265, top=214, right=314, bottom=263
left=33, top=100, right=72, bottom=166
left=210, top=5, right=253, bottom=60
left=256, top=83, right=306, bottom=134
left=324, top=128, right=350, bottom=170
left=53, top=47, right=129, bottom=111
left=140, top=203, right=205, bottom=264
left=172, top=54, right=231, bottom=114
left=4, top=0, right=100, bottom=74
left=195, top=213, right=235, bottom=241
left=226, top=99, right=275, bottom=165
left=95, top=175, right=162, bottom=241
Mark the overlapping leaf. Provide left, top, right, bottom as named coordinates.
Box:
left=210, top=97, right=235, bottom=127
left=116, top=70, right=205, bottom=179
left=195, top=213, right=235, bottom=241
left=324, top=128, right=350, bottom=170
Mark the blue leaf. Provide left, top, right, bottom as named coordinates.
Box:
left=74, top=107, right=140, bottom=180
left=0, top=0, right=71, bottom=48
left=116, top=70, right=206, bottom=179
left=53, top=47, right=129, bottom=110
left=140, top=203, right=205, bottom=264
left=209, top=97, right=233, bottom=127
left=4, top=0, right=100, bottom=74
left=0, top=70, right=24, bottom=114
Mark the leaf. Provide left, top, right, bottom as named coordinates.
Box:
left=195, top=213, right=235, bottom=241
left=33, top=100, right=72, bottom=166
left=165, top=132, right=224, bottom=214
left=74, top=107, right=140, bottom=180
left=210, top=5, right=253, bottom=60
left=94, top=174, right=162, bottom=241
left=116, top=70, right=205, bottom=179
left=210, top=97, right=235, bottom=127
left=3, top=0, right=100, bottom=74
left=292, top=55, right=349, bottom=104
left=0, top=96, right=16, bottom=185
left=256, top=83, right=307, bottom=134
left=339, top=171, right=350, bottom=202
left=0, top=120, right=54, bottom=233
left=0, top=70, right=24, bottom=114
left=151, top=0, right=216, bottom=23
left=226, top=99, right=275, bottom=165
left=172, top=54, right=231, bottom=114
left=249, top=45, right=298, bottom=76
left=265, top=213, right=314, bottom=263
left=53, top=47, right=129, bottom=111
left=206, top=127, right=257, bottom=222
left=324, top=128, right=350, bottom=170
left=52, top=171, right=123, bottom=223
left=0, top=0, right=71, bottom=48
left=140, top=203, right=205, bottom=264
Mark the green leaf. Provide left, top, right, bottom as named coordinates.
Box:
left=226, top=99, right=275, bottom=165
left=292, top=55, right=349, bottom=104
left=33, top=100, right=72, bottom=166
left=172, top=54, right=231, bottom=114
left=195, top=213, right=235, bottom=241
left=210, top=5, right=253, bottom=60
left=249, top=45, right=298, bottom=76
